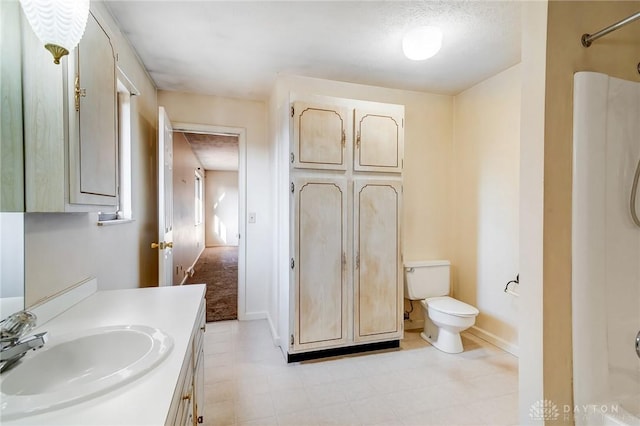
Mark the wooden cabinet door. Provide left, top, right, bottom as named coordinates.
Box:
left=354, top=108, right=403, bottom=173
left=69, top=12, right=117, bottom=206
left=292, top=178, right=348, bottom=351
left=292, top=102, right=350, bottom=171
left=353, top=179, right=402, bottom=342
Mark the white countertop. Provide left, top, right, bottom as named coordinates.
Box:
left=1, top=284, right=206, bottom=426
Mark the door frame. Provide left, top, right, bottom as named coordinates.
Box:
left=173, top=122, right=247, bottom=321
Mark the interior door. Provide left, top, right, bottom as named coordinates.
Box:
left=353, top=179, right=402, bottom=342
left=156, top=106, right=174, bottom=286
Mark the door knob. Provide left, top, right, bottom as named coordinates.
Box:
left=151, top=242, right=165, bottom=250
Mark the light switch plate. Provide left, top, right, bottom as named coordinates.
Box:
left=248, top=212, right=256, bottom=223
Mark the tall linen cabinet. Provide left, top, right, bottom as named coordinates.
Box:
left=286, top=95, right=404, bottom=359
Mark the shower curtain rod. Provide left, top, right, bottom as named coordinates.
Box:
left=581, top=11, right=640, bottom=47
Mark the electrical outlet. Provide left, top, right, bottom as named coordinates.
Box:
left=248, top=212, right=257, bottom=223
left=404, top=312, right=410, bottom=320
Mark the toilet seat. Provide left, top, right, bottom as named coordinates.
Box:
left=424, top=296, right=479, bottom=317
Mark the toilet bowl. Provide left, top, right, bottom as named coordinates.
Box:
left=403, top=260, right=479, bottom=354
left=419, top=296, right=479, bottom=354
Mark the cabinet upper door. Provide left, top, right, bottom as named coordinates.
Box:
left=291, top=102, right=350, bottom=171
left=292, top=178, right=348, bottom=351
left=354, top=108, right=403, bottom=173
left=69, top=13, right=117, bottom=206
left=353, top=179, right=402, bottom=342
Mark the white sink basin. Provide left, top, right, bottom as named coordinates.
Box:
left=0, top=325, right=173, bottom=419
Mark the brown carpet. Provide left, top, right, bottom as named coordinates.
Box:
left=186, top=246, right=238, bottom=322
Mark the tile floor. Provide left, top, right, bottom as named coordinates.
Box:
left=203, top=320, right=518, bottom=426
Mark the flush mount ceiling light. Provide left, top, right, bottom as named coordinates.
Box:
left=402, top=26, right=443, bottom=61
left=19, top=0, right=90, bottom=64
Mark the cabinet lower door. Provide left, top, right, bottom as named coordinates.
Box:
left=292, top=178, right=348, bottom=351
left=354, top=179, right=402, bottom=342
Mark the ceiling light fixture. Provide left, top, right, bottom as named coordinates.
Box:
left=402, top=26, right=443, bottom=61
left=19, top=0, right=90, bottom=65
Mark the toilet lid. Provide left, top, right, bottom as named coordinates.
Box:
left=426, top=296, right=479, bottom=317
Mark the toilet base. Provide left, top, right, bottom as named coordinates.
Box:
left=420, top=320, right=464, bottom=354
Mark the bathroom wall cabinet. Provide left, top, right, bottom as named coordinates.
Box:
left=21, top=11, right=118, bottom=212
left=166, top=297, right=205, bottom=426
left=289, top=96, right=404, bottom=357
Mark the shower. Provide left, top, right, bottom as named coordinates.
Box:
left=572, top=71, right=640, bottom=426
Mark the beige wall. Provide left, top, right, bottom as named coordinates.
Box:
left=542, top=1, right=640, bottom=420
left=157, top=90, right=271, bottom=319
left=205, top=171, right=239, bottom=247
left=24, top=3, right=158, bottom=306
left=452, top=64, right=521, bottom=353
left=172, top=132, right=205, bottom=284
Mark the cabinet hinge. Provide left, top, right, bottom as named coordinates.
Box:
left=291, top=106, right=294, bottom=117
left=290, top=334, right=294, bottom=345
left=290, top=152, right=294, bottom=163
left=290, top=182, right=295, bottom=193
left=290, top=258, right=295, bottom=269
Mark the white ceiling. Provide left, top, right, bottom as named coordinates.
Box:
left=106, top=1, right=522, bottom=100
left=182, top=132, right=239, bottom=171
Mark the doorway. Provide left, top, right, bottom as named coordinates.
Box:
left=173, top=123, right=247, bottom=323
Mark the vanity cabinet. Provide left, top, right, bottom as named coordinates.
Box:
left=166, top=297, right=205, bottom=426
left=21, top=10, right=118, bottom=212
left=288, top=95, right=404, bottom=357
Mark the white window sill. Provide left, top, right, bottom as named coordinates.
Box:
left=97, top=219, right=135, bottom=227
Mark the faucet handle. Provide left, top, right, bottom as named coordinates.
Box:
left=0, top=311, right=37, bottom=340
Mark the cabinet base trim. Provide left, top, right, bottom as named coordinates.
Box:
left=287, top=340, right=399, bottom=363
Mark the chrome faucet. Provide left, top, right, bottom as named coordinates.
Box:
left=0, top=310, right=48, bottom=373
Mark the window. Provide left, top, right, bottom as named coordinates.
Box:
left=195, top=170, right=203, bottom=225
left=98, top=70, right=137, bottom=225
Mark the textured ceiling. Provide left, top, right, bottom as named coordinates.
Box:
left=106, top=1, right=521, bottom=100
left=183, top=133, right=239, bottom=171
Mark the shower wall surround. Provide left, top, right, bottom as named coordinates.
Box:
left=572, top=71, right=640, bottom=425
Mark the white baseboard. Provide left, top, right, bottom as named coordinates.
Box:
left=239, top=311, right=268, bottom=321
left=180, top=246, right=205, bottom=285
left=468, top=325, right=519, bottom=356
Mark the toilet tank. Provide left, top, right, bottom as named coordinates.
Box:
left=403, top=260, right=451, bottom=300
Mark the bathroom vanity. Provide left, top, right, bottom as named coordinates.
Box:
left=0, top=281, right=206, bottom=425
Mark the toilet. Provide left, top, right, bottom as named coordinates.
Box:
left=404, top=260, right=479, bottom=354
